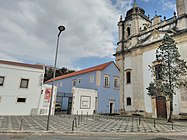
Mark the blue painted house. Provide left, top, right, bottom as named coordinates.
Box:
left=45, top=61, right=120, bottom=114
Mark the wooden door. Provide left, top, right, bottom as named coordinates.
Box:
left=156, top=96, right=167, bottom=118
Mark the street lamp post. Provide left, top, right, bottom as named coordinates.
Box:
left=46, top=25, right=65, bottom=131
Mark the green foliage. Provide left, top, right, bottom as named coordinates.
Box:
left=146, top=81, right=170, bottom=97
left=147, top=33, right=187, bottom=97
left=44, top=66, right=75, bottom=82
left=147, top=82, right=157, bottom=96
left=147, top=33, right=187, bottom=121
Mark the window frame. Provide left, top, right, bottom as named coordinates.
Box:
left=126, top=71, right=131, bottom=84
left=20, top=78, right=29, bottom=88
left=78, top=78, right=81, bottom=84
left=155, top=64, right=162, bottom=80
left=127, top=27, right=131, bottom=36
left=0, top=76, right=5, bottom=86
left=17, top=97, right=26, bottom=103
left=127, top=97, right=131, bottom=106
left=113, top=77, right=119, bottom=89
left=104, top=75, right=110, bottom=87
left=72, top=79, right=76, bottom=87
left=90, top=75, right=94, bottom=83
left=60, top=81, right=63, bottom=87
left=56, top=83, right=59, bottom=88
left=153, top=60, right=163, bottom=81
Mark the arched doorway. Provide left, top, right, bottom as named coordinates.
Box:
left=156, top=96, right=167, bottom=118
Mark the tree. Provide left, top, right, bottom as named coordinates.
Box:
left=147, top=34, right=187, bottom=122
left=44, top=66, right=75, bottom=82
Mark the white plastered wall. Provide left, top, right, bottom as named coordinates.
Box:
left=124, top=56, right=133, bottom=111
left=0, top=64, right=44, bottom=115
left=71, top=87, right=98, bottom=115
left=142, top=49, right=156, bottom=113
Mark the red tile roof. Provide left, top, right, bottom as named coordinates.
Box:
left=0, top=60, right=44, bottom=70
left=45, top=61, right=114, bottom=83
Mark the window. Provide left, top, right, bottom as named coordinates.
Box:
left=126, top=71, right=131, bottom=84
left=114, top=77, right=119, bottom=88
left=0, top=76, right=5, bottom=86
left=72, top=79, right=76, bottom=87
left=17, top=98, right=26, bottom=103
left=155, top=64, right=162, bottom=80
left=20, top=79, right=29, bottom=88
left=60, top=82, right=63, bottom=87
left=104, top=75, right=110, bottom=87
left=127, top=27, right=131, bottom=36
left=78, top=78, right=81, bottom=84
left=127, top=97, right=131, bottom=106
left=90, top=75, right=94, bottom=83
left=55, top=83, right=59, bottom=88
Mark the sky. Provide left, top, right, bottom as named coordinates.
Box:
left=0, top=0, right=176, bottom=70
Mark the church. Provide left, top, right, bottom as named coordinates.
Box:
left=114, top=0, right=187, bottom=118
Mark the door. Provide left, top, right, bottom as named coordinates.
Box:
left=67, top=97, right=72, bottom=114
left=156, top=96, right=167, bottom=118
left=62, top=97, right=68, bottom=111
left=109, top=102, right=113, bottom=114
left=95, top=97, right=98, bottom=113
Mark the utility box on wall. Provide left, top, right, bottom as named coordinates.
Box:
left=71, top=87, right=98, bottom=115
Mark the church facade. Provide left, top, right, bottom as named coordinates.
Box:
left=114, top=0, right=187, bottom=118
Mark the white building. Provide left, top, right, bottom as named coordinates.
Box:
left=0, top=60, right=56, bottom=115
left=71, top=87, right=98, bottom=115
left=114, top=0, right=187, bottom=118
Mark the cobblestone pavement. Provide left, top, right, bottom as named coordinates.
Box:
left=0, top=115, right=187, bottom=133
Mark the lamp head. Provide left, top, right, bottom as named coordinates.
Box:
left=58, top=25, right=65, bottom=37
left=58, top=25, right=65, bottom=32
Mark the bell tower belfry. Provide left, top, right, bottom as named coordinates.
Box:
left=117, top=0, right=151, bottom=50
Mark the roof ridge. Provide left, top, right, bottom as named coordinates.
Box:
left=0, top=59, right=44, bottom=70
left=45, top=61, right=113, bottom=83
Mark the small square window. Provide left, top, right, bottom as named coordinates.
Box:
left=17, top=98, right=26, bottom=103
left=0, top=76, right=5, bottom=86
left=20, top=79, right=29, bottom=88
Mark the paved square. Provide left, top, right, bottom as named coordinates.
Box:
left=0, top=115, right=186, bottom=133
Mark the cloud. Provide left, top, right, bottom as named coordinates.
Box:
left=111, top=0, right=132, bottom=16
left=0, top=0, right=132, bottom=68
left=141, top=0, right=151, bottom=2
left=160, top=0, right=176, bottom=11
